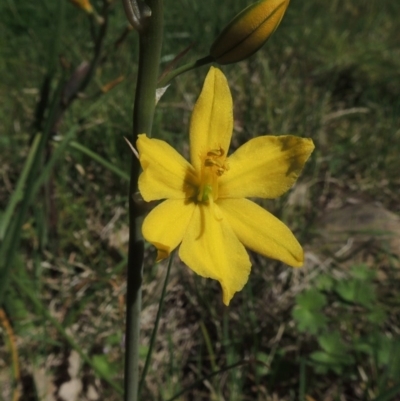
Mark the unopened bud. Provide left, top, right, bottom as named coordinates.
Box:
left=210, top=0, right=289, bottom=65
left=68, top=0, right=94, bottom=14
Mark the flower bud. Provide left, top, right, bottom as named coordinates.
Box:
left=209, top=0, right=289, bottom=65
left=68, top=0, right=94, bottom=14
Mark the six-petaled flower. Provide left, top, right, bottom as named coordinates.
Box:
left=137, top=67, right=314, bottom=305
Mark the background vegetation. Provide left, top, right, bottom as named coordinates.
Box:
left=1, top=0, right=399, bottom=400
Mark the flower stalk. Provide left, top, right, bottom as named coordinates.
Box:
left=157, top=55, right=213, bottom=88
left=124, top=0, right=163, bottom=400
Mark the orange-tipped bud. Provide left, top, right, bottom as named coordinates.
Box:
left=68, top=0, right=94, bottom=14
left=210, top=0, right=289, bottom=65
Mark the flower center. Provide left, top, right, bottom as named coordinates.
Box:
left=197, top=147, right=229, bottom=203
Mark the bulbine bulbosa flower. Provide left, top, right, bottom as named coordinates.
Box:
left=137, top=67, right=314, bottom=305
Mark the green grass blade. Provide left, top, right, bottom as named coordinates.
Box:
left=166, top=360, right=248, bottom=401
left=200, top=320, right=218, bottom=373
left=69, top=141, right=130, bottom=182
left=299, top=357, right=306, bottom=401
left=0, top=133, right=41, bottom=240
left=373, top=382, right=400, bottom=401
left=0, top=77, right=65, bottom=305
left=31, top=126, right=79, bottom=197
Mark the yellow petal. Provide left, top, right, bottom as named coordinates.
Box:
left=190, top=67, right=233, bottom=173
left=142, top=199, right=196, bottom=261
left=137, top=134, right=198, bottom=201
left=219, top=198, right=303, bottom=267
left=179, top=203, right=251, bottom=305
left=219, top=135, right=314, bottom=199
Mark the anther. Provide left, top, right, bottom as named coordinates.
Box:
left=206, top=158, right=222, bottom=168
left=207, top=147, right=225, bottom=157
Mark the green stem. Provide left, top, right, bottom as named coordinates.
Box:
left=138, top=252, right=173, bottom=394
left=158, top=55, right=214, bottom=88
left=124, top=1, right=164, bottom=400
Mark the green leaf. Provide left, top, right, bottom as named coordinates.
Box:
left=296, top=289, right=327, bottom=311
left=255, top=352, right=269, bottom=376
left=309, top=351, right=329, bottom=369
left=367, top=308, right=387, bottom=324
left=308, top=331, right=356, bottom=375
left=335, top=279, right=375, bottom=307
left=353, top=340, right=374, bottom=355
left=364, top=333, right=391, bottom=366
left=310, top=351, right=337, bottom=364
left=318, top=331, right=346, bottom=355
left=92, top=355, right=114, bottom=380
left=350, top=264, right=376, bottom=281
left=292, top=308, right=328, bottom=334
left=315, top=274, right=334, bottom=291
left=105, top=333, right=123, bottom=347
left=310, top=350, right=354, bottom=375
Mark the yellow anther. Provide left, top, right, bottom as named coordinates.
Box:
left=207, top=147, right=225, bottom=157
left=205, top=158, right=219, bottom=167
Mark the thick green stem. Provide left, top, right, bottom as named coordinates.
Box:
left=124, top=1, right=163, bottom=400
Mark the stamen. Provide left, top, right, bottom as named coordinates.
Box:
left=216, top=167, right=225, bottom=176
left=204, top=159, right=218, bottom=167
left=197, top=146, right=229, bottom=203
left=207, top=147, right=225, bottom=157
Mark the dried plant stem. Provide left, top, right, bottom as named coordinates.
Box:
left=0, top=308, right=20, bottom=401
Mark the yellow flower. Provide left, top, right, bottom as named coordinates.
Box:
left=137, top=67, right=314, bottom=305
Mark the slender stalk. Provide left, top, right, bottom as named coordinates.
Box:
left=124, top=1, right=164, bottom=400
left=158, top=55, right=213, bottom=87
left=138, top=252, right=173, bottom=394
